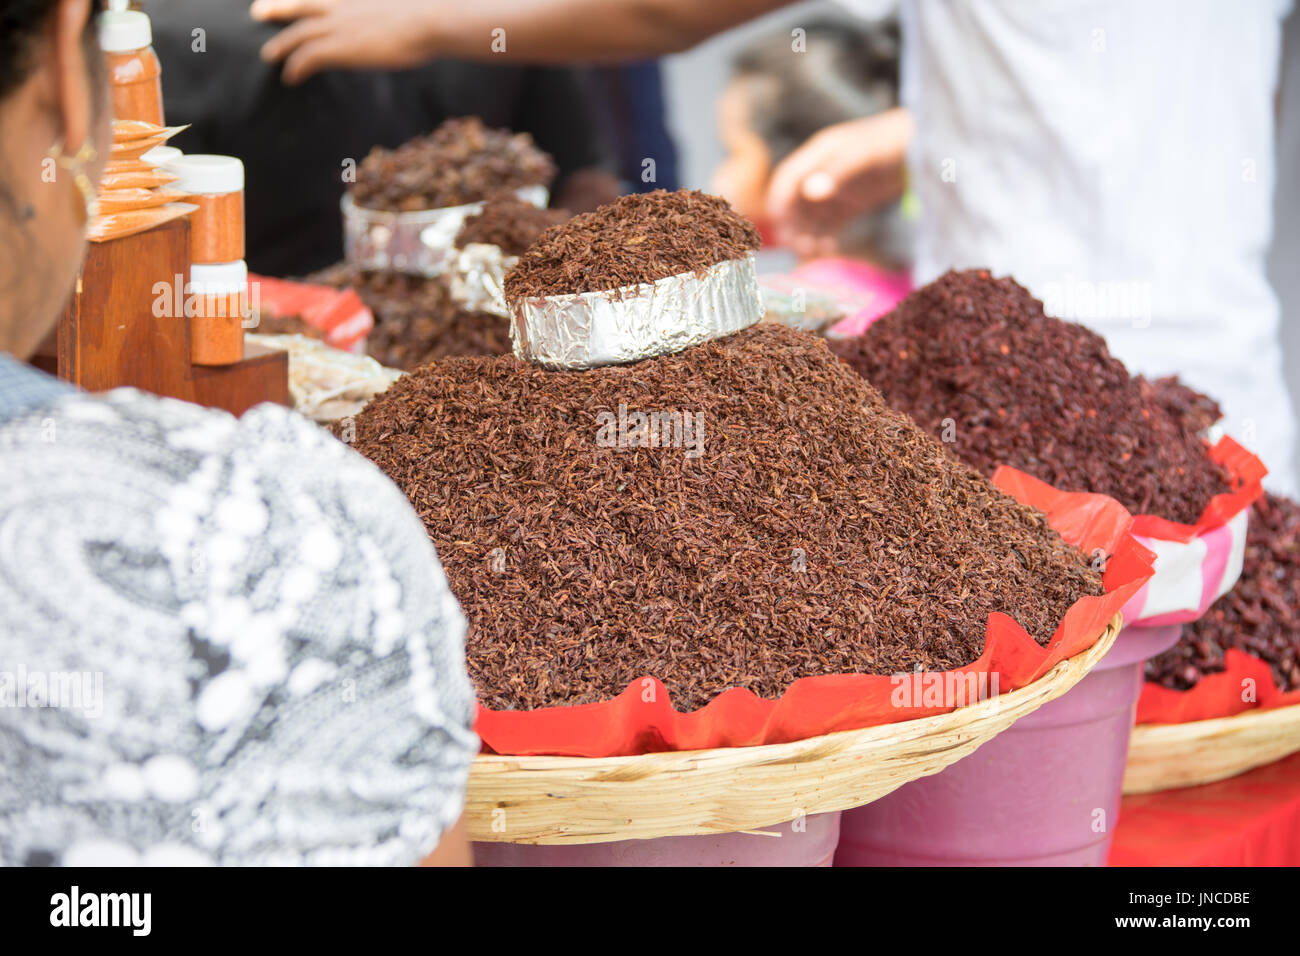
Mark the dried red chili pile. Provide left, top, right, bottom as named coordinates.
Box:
left=1146, top=493, right=1300, bottom=692
left=347, top=324, right=1102, bottom=711
left=455, top=198, right=569, bottom=256
left=351, top=117, right=556, bottom=212
left=830, top=270, right=1228, bottom=524
left=504, top=189, right=762, bottom=298
left=1142, top=375, right=1223, bottom=435
left=310, top=263, right=510, bottom=367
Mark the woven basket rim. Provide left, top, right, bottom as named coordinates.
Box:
left=1124, top=698, right=1300, bottom=794
left=468, top=612, right=1122, bottom=844
left=1134, top=698, right=1300, bottom=731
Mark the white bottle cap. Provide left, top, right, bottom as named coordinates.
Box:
left=166, top=155, right=245, bottom=195
left=142, top=145, right=182, bottom=167
left=99, top=11, right=153, bottom=53
left=189, top=260, right=248, bottom=296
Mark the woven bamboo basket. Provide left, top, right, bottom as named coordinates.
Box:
left=1123, top=703, right=1300, bottom=794
left=467, top=613, right=1122, bottom=844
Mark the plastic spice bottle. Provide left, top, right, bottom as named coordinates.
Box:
left=189, top=261, right=248, bottom=366
left=141, top=145, right=181, bottom=167
left=99, top=10, right=164, bottom=126
left=166, top=155, right=246, bottom=265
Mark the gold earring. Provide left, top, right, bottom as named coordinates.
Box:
left=47, top=139, right=98, bottom=220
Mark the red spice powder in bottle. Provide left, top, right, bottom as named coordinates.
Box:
left=99, top=11, right=164, bottom=126
left=166, top=155, right=246, bottom=265
left=189, top=261, right=248, bottom=367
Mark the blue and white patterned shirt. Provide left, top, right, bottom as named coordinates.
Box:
left=0, top=354, right=71, bottom=425
left=0, top=368, right=477, bottom=866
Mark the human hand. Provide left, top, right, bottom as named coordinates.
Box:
left=251, top=0, right=443, bottom=85
left=764, top=107, right=912, bottom=258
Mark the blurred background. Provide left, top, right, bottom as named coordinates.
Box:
left=668, top=3, right=1300, bottom=495
left=692, top=3, right=1300, bottom=496
left=142, top=0, right=1300, bottom=491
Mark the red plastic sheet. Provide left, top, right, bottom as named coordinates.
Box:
left=1130, top=436, right=1276, bottom=723
left=1128, top=435, right=1266, bottom=542
left=1137, top=650, right=1300, bottom=724
left=1110, top=750, right=1300, bottom=866
left=248, top=273, right=374, bottom=352
left=475, top=469, right=1155, bottom=757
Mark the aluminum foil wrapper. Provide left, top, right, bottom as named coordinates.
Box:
left=341, top=184, right=547, bottom=277
left=510, top=253, right=763, bottom=369
left=248, top=333, right=402, bottom=424
left=758, top=282, right=847, bottom=333
left=449, top=242, right=516, bottom=317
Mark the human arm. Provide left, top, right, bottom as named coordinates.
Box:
left=251, top=0, right=789, bottom=84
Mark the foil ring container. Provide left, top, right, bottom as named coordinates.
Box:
left=449, top=242, right=515, bottom=317
left=510, top=253, right=763, bottom=369
left=341, top=184, right=547, bottom=277
left=758, top=281, right=847, bottom=333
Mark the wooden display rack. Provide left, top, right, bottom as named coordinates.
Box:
left=53, top=215, right=287, bottom=415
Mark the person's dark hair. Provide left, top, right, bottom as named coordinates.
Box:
left=732, top=17, right=901, bottom=166
left=0, top=0, right=106, bottom=99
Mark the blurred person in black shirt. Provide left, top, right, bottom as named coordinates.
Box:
left=146, top=1, right=618, bottom=276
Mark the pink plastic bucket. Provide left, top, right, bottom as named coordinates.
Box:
left=834, top=625, right=1182, bottom=867
left=474, top=812, right=841, bottom=867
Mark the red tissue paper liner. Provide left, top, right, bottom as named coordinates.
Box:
left=1136, top=649, right=1300, bottom=725
left=1128, top=435, right=1266, bottom=543
left=474, top=468, right=1156, bottom=758
left=248, top=273, right=374, bottom=352
left=1125, top=436, right=1273, bottom=723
